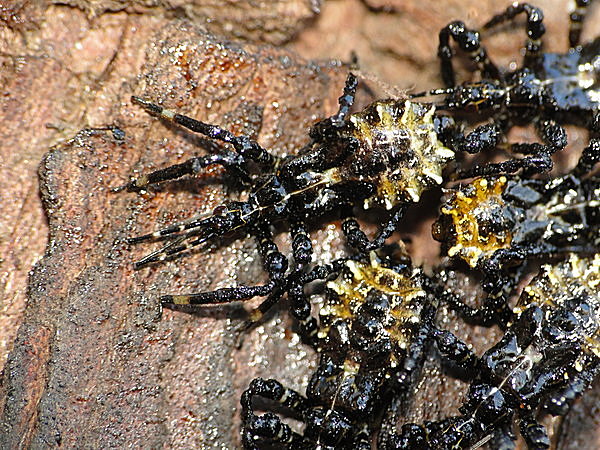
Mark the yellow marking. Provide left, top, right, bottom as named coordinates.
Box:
left=321, top=253, right=426, bottom=364
left=349, top=100, right=454, bottom=209
left=437, top=176, right=511, bottom=267
left=249, top=309, right=263, bottom=322
left=514, top=254, right=600, bottom=359
left=171, top=295, right=191, bottom=305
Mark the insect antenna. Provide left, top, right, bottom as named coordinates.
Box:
left=409, top=87, right=456, bottom=99
left=469, top=432, right=493, bottom=450
left=126, top=208, right=217, bottom=244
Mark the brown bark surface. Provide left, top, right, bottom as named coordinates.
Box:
left=0, top=0, right=598, bottom=448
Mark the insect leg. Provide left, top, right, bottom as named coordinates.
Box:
left=544, top=364, right=600, bottom=415
left=518, top=414, right=550, bottom=450
left=160, top=221, right=286, bottom=307
left=132, top=96, right=276, bottom=168
left=573, top=137, right=600, bottom=177
left=434, top=273, right=514, bottom=327
left=241, top=377, right=310, bottom=450
left=290, top=220, right=313, bottom=268
left=224, top=222, right=290, bottom=325
left=568, top=0, right=593, bottom=47
left=482, top=3, right=546, bottom=61
left=438, top=21, right=499, bottom=87
left=331, top=72, right=358, bottom=126
left=309, top=73, right=359, bottom=143
left=459, top=120, right=566, bottom=178
left=120, top=151, right=250, bottom=192
left=161, top=281, right=277, bottom=307
left=342, top=206, right=408, bottom=253
left=433, top=328, right=479, bottom=371
left=128, top=201, right=253, bottom=268
left=395, top=296, right=437, bottom=386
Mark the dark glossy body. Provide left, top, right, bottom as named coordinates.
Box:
left=433, top=144, right=600, bottom=297
left=240, top=252, right=437, bottom=449
left=413, top=1, right=600, bottom=181
left=126, top=73, right=517, bottom=336
left=440, top=36, right=600, bottom=128
left=388, top=254, right=600, bottom=450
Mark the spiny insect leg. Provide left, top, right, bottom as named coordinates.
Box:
left=120, top=151, right=249, bottom=192
left=458, top=120, right=567, bottom=179
left=308, top=72, right=359, bottom=143
left=435, top=279, right=513, bottom=327
left=254, top=221, right=289, bottom=283
left=128, top=201, right=251, bottom=263
left=161, top=223, right=287, bottom=307
left=342, top=205, right=408, bottom=253
left=234, top=284, right=288, bottom=337
left=290, top=220, right=312, bottom=267
left=241, top=378, right=309, bottom=450
left=481, top=3, right=546, bottom=59
left=131, top=96, right=276, bottom=168
left=126, top=210, right=219, bottom=244
left=331, top=72, right=358, bottom=126
left=432, top=327, right=479, bottom=371
left=438, top=20, right=499, bottom=87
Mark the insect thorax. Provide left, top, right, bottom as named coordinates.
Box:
left=319, top=253, right=426, bottom=367
left=433, top=176, right=514, bottom=267
left=333, top=99, right=455, bottom=210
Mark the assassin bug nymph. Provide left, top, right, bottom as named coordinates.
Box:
left=125, top=73, right=560, bottom=329
left=412, top=1, right=600, bottom=179
left=388, top=253, right=600, bottom=450
left=431, top=135, right=599, bottom=323
left=240, top=250, right=437, bottom=449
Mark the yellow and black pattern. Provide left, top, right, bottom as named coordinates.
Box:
left=434, top=176, right=512, bottom=268
left=319, top=252, right=427, bottom=367
left=346, top=100, right=455, bottom=209
left=516, top=253, right=600, bottom=361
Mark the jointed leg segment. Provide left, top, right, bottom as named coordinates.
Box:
left=131, top=96, right=277, bottom=168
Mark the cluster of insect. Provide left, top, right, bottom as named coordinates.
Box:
left=124, top=2, right=599, bottom=449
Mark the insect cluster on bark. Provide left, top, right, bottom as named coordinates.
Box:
left=121, top=1, right=600, bottom=448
